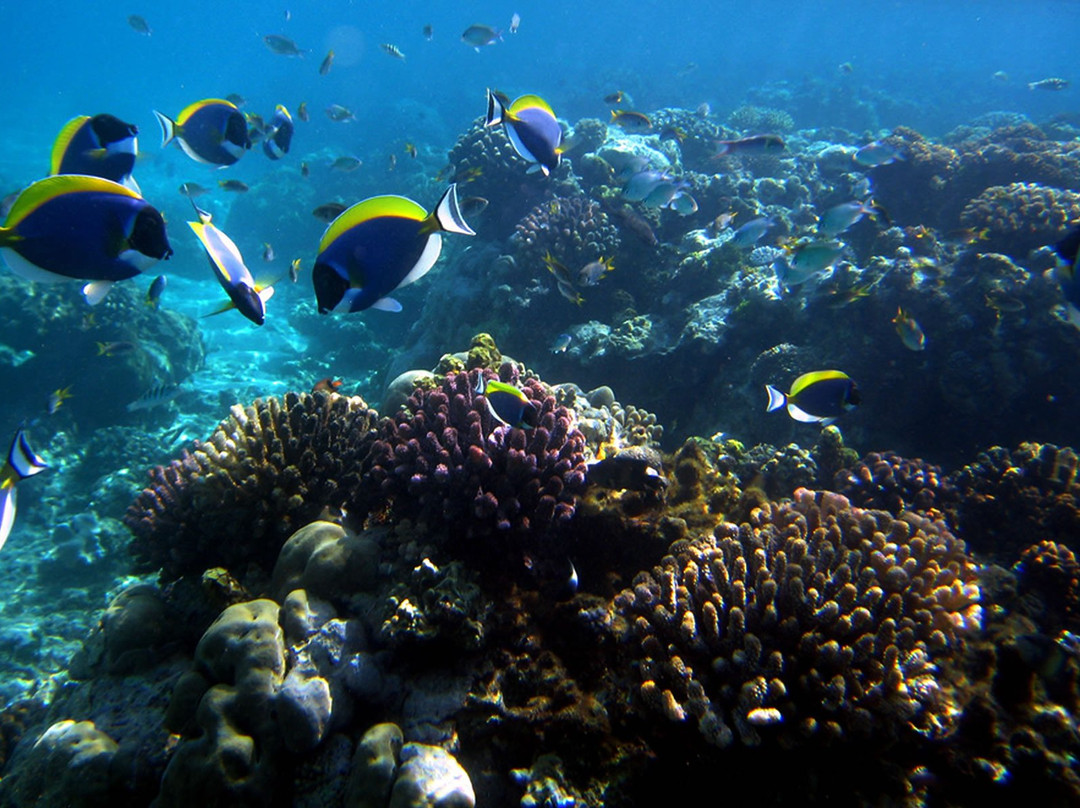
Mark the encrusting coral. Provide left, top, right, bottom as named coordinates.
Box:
left=124, top=391, right=378, bottom=581
left=614, top=488, right=981, bottom=748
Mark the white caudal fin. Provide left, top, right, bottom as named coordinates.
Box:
left=434, top=184, right=476, bottom=236
left=765, top=385, right=787, bottom=412
left=153, top=110, right=177, bottom=148
left=484, top=89, right=505, bottom=127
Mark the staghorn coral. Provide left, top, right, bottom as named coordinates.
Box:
left=959, top=182, right=1080, bottom=258
left=950, top=442, right=1080, bottom=560
left=124, top=391, right=377, bottom=581
left=833, top=451, right=960, bottom=518
left=366, top=366, right=589, bottom=547
left=512, top=196, right=621, bottom=272
left=615, top=488, right=981, bottom=749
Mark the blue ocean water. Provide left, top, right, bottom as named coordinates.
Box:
left=1, top=1, right=1080, bottom=802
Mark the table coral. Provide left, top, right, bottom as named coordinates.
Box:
left=615, top=488, right=981, bottom=748
left=124, top=391, right=378, bottom=581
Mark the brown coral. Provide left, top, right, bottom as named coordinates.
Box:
left=949, top=442, right=1080, bottom=560
left=124, top=391, right=377, bottom=581
left=959, top=182, right=1080, bottom=257
left=615, top=488, right=981, bottom=748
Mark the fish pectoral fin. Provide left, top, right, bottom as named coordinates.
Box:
left=256, top=285, right=276, bottom=303
left=526, top=163, right=545, bottom=175
left=82, top=281, right=115, bottom=306
left=370, top=296, right=403, bottom=313
left=202, top=300, right=237, bottom=318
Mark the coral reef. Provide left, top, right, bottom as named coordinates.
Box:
left=959, top=182, right=1080, bottom=258
left=615, top=489, right=981, bottom=748
left=0, top=276, right=204, bottom=430
left=950, top=442, right=1080, bottom=561
left=833, top=451, right=960, bottom=517
left=726, top=105, right=795, bottom=134
left=365, top=366, right=588, bottom=552
left=1014, top=541, right=1080, bottom=631
left=512, top=196, right=621, bottom=272
left=124, top=391, right=378, bottom=581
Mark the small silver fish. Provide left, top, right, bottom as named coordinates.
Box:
left=854, top=141, right=903, bottom=168
left=127, top=382, right=182, bottom=412
left=127, top=14, right=152, bottom=35
left=331, top=155, right=363, bottom=172
left=1028, top=77, right=1069, bottom=91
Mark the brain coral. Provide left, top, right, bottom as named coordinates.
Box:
left=959, top=182, right=1080, bottom=257
left=615, top=489, right=981, bottom=748
left=366, top=367, right=589, bottom=545
left=125, top=391, right=377, bottom=581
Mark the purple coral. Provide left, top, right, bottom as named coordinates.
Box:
left=365, top=367, right=588, bottom=541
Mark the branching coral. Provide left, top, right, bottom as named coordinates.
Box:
left=366, top=367, right=589, bottom=544
left=959, top=182, right=1080, bottom=257
left=615, top=489, right=981, bottom=748
left=124, top=391, right=377, bottom=581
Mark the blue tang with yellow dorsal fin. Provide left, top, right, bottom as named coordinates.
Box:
left=765, top=370, right=860, bottom=426
left=50, top=113, right=140, bottom=191
left=313, top=184, right=475, bottom=314
left=484, top=90, right=563, bottom=176
left=154, top=98, right=251, bottom=167
left=0, top=174, right=172, bottom=305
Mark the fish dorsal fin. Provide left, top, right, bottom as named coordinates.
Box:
left=82, top=280, right=115, bottom=306
left=432, top=184, right=476, bottom=236
left=49, top=115, right=91, bottom=174
left=5, top=175, right=138, bottom=229
left=509, top=94, right=555, bottom=119
left=319, top=194, right=426, bottom=253
left=188, top=220, right=253, bottom=287
left=370, top=296, right=402, bottom=312
left=177, top=98, right=236, bottom=125
left=789, top=369, right=848, bottom=397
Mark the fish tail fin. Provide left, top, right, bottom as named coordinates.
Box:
left=765, top=385, right=787, bottom=412
left=153, top=110, right=178, bottom=148
left=432, top=184, right=476, bottom=236
left=1027, top=82, right=1036, bottom=90
left=712, top=141, right=731, bottom=157
left=485, top=89, right=505, bottom=127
